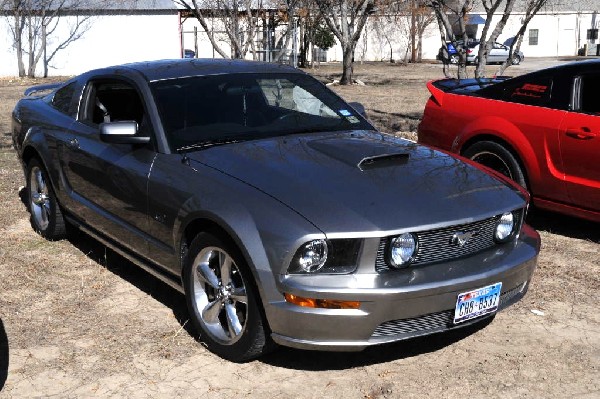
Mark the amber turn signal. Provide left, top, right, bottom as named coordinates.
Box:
left=284, top=293, right=360, bottom=309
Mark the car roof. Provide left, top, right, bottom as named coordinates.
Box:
left=107, top=58, right=304, bottom=82
left=532, top=59, right=600, bottom=75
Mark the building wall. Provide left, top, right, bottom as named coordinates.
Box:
left=324, top=11, right=598, bottom=63
left=0, top=13, right=180, bottom=77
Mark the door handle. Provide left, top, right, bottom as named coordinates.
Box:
left=67, top=138, right=79, bottom=149
left=565, top=129, right=596, bottom=140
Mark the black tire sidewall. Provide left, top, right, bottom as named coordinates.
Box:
left=463, top=141, right=528, bottom=190
left=183, top=232, right=269, bottom=362
left=26, top=158, right=66, bottom=240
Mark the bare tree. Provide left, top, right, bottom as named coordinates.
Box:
left=429, top=0, right=473, bottom=78
left=173, top=0, right=299, bottom=61
left=378, top=0, right=435, bottom=63
left=493, top=0, right=549, bottom=75
left=431, top=0, right=552, bottom=78
left=314, top=0, right=376, bottom=85
left=6, top=0, right=96, bottom=77
left=175, top=0, right=282, bottom=59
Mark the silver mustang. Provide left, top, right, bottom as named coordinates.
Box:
left=12, top=59, right=539, bottom=361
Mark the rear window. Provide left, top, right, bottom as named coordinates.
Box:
left=51, top=82, right=76, bottom=116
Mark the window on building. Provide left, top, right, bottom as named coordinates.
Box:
left=587, top=29, right=599, bottom=40
left=529, top=29, right=539, bottom=45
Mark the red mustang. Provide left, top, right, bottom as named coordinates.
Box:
left=418, top=60, right=600, bottom=223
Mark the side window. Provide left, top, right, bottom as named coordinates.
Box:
left=579, top=75, right=600, bottom=114
left=51, top=82, right=76, bottom=116
left=81, top=79, right=148, bottom=134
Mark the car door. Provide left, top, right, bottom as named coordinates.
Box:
left=559, top=72, right=600, bottom=211
left=489, top=43, right=506, bottom=63
left=59, top=76, right=157, bottom=254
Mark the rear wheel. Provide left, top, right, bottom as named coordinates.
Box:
left=463, top=141, right=528, bottom=190
left=449, top=54, right=459, bottom=64
left=183, top=232, right=272, bottom=362
left=511, top=54, right=521, bottom=65
left=26, top=158, right=67, bottom=240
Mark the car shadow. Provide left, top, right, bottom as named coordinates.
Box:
left=0, top=318, right=8, bottom=391
left=66, top=231, right=195, bottom=337
left=65, top=230, right=493, bottom=368
left=527, top=209, right=600, bottom=243
left=259, top=318, right=492, bottom=370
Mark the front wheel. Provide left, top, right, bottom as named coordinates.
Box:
left=463, top=141, right=528, bottom=190
left=511, top=54, right=521, bottom=65
left=26, top=158, right=67, bottom=240
left=183, top=233, right=272, bottom=361
left=449, top=54, right=459, bottom=64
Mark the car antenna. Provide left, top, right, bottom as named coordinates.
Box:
left=176, top=147, right=191, bottom=165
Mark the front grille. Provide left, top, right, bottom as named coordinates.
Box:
left=375, top=214, right=517, bottom=273
left=371, top=283, right=526, bottom=338
left=372, top=310, right=453, bottom=337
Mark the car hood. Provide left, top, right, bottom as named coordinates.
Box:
left=187, top=131, right=525, bottom=234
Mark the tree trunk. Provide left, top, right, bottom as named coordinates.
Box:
left=340, top=45, right=354, bottom=84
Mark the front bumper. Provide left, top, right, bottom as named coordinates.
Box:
left=266, top=225, right=539, bottom=351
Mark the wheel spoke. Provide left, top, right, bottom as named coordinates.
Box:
left=220, top=254, right=233, bottom=286
left=35, top=170, right=46, bottom=193
left=230, top=287, right=247, bottom=305
left=41, top=202, right=50, bottom=224
left=225, top=302, right=243, bottom=337
left=197, top=262, right=220, bottom=289
left=202, top=298, right=223, bottom=324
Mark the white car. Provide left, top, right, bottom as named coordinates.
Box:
left=468, top=42, right=524, bottom=65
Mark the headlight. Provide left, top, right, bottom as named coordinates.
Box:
left=294, top=239, right=328, bottom=272
left=388, top=233, right=418, bottom=268
left=288, top=239, right=361, bottom=274
left=495, top=212, right=515, bottom=242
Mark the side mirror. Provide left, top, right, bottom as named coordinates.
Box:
left=99, top=121, right=150, bottom=144
left=348, top=101, right=367, bottom=119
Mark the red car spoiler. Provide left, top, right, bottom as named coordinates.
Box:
left=426, top=80, right=445, bottom=107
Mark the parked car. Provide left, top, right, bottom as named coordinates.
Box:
left=418, top=59, right=600, bottom=223
left=467, top=42, right=524, bottom=65
left=437, top=40, right=479, bottom=64
left=12, top=59, right=539, bottom=361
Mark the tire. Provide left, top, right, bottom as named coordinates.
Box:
left=26, top=158, right=67, bottom=240
left=511, top=54, right=521, bottom=65
left=463, top=141, right=528, bottom=190
left=183, top=232, right=272, bottom=362
left=449, top=54, right=459, bottom=64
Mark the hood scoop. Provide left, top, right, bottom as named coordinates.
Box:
left=358, top=153, right=410, bottom=171
left=307, top=135, right=411, bottom=171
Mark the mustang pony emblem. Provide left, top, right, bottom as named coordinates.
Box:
left=450, top=230, right=480, bottom=247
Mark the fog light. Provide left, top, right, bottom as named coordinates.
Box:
left=284, top=293, right=360, bottom=309
left=388, top=233, right=417, bottom=268
left=495, top=212, right=514, bottom=242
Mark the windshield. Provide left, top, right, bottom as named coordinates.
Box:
left=151, top=72, right=373, bottom=151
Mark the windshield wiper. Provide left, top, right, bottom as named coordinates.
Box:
left=176, top=138, right=247, bottom=153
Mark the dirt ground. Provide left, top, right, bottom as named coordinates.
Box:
left=0, top=62, right=598, bottom=398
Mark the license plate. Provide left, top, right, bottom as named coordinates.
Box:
left=453, top=282, right=502, bottom=324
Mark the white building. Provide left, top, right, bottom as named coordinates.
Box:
left=0, top=1, right=598, bottom=77
left=0, top=0, right=180, bottom=77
